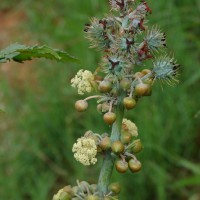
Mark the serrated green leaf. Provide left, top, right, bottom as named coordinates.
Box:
left=0, top=43, right=79, bottom=64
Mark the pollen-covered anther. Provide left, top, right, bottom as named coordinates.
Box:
left=122, top=118, right=138, bottom=137
left=71, top=69, right=94, bottom=95
left=72, top=135, right=98, bottom=166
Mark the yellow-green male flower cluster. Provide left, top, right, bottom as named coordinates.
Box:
left=122, top=118, right=138, bottom=137
left=72, top=135, right=97, bottom=166
left=71, top=69, right=94, bottom=95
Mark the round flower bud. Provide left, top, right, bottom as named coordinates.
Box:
left=120, top=131, right=132, bottom=144
left=108, top=182, right=121, bottom=194
left=132, top=139, right=143, bottom=153
left=128, top=159, right=142, bottom=173
left=134, top=72, right=144, bottom=78
left=103, top=112, right=116, bottom=125
left=111, top=141, right=124, bottom=154
left=98, top=80, right=112, bottom=93
left=142, top=69, right=151, bottom=75
left=123, top=97, right=136, bottom=110
left=135, top=83, right=150, bottom=96
left=99, top=136, right=111, bottom=151
left=120, top=78, right=131, bottom=91
left=115, top=159, right=128, bottom=173
left=75, top=100, right=88, bottom=112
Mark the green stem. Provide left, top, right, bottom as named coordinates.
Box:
left=97, top=96, right=125, bottom=199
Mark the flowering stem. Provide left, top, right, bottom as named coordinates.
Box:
left=97, top=94, right=125, bottom=198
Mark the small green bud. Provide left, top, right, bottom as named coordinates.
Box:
left=120, top=78, right=131, bottom=91
left=99, top=136, right=111, bottom=151
left=98, top=80, right=112, bottom=93
left=111, top=141, right=124, bottom=154
left=108, top=182, right=121, bottom=194
left=128, top=159, right=142, bottom=173
left=123, top=97, right=136, bottom=110
left=135, top=83, right=150, bottom=96
left=103, top=112, right=116, bottom=125
left=75, top=100, right=88, bottom=112
left=115, top=159, right=128, bottom=173
left=132, top=139, right=143, bottom=153
left=120, top=131, right=132, bottom=144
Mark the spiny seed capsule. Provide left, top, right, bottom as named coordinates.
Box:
left=99, top=136, right=111, bottom=151
left=128, top=159, right=142, bottom=173
left=123, top=97, right=136, bottom=110
left=103, top=112, right=116, bottom=125
left=132, top=139, right=143, bottom=153
left=135, top=83, right=150, bottom=96
left=86, top=195, right=100, bottom=200
left=120, top=78, right=131, bottom=91
left=111, top=141, right=124, bottom=154
left=108, top=182, right=121, bottom=194
left=98, top=80, right=112, bottom=93
left=75, top=100, right=88, bottom=112
left=115, top=159, right=128, bottom=173
left=120, top=131, right=132, bottom=144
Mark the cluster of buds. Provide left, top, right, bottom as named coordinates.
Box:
left=72, top=118, right=142, bottom=176
left=53, top=181, right=121, bottom=200
left=98, top=118, right=143, bottom=174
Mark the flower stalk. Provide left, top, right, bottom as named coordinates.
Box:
left=98, top=93, right=125, bottom=198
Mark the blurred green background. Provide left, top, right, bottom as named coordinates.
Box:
left=0, top=0, right=199, bottom=199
